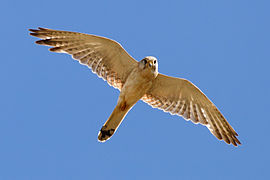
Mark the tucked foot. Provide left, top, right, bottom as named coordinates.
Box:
left=98, top=126, right=115, bottom=142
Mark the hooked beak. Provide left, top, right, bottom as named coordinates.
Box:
left=153, top=65, right=156, bottom=71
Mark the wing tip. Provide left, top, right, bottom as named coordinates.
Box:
left=29, top=30, right=47, bottom=39
left=29, top=28, right=38, bottom=33
left=233, top=137, right=241, bottom=146
left=28, top=27, right=51, bottom=37
left=224, top=134, right=241, bottom=147
left=209, top=126, right=241, bottom=147
left=29, top=32, right=36, bottom=36
left=38, top=27, right=48, bottom=30
left=29, top=27, right=48, bottom=32
left=35, top=40, right=45, bottom=45
left=49, top=47, right=63, bottom=53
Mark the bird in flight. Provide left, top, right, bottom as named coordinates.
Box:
left=29, top=27, right=241, bottom=146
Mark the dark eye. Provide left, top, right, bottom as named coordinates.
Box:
left=153, top=60, right=156, bottom=64
left=142, top=59, right=147, bottom=64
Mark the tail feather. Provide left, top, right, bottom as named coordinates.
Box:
left=98, top=106, right=128, bottom=142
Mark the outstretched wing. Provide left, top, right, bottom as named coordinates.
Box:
left=142, top=73, right=241, bottom=146
left=29, top=27, right=137, bottom=90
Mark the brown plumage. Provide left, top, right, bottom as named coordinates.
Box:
left=29, top=27, right=241, bottom=146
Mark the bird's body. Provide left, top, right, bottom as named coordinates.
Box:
left=29, top=27, right=241, bottom=146
left=99, top=56, right=158, bottom=141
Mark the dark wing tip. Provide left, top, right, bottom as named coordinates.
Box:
left=38, top=27, right=49, bottom=30
left=29, top=28, right=38, bottom=32
left=49, top=47, right=62, bottom=52
left=29, top=27, right=50, bottom=35
left=35, top=40, right=45, bottom=45
left=234, top=137, right=241, bottom=146
left=29, top=32, right=36, bottom=36
left=29, top=32, right=40, bottom=37
left=231, top=139, right=237, bottom=146
left=230, top=128, right=241, bottom=146
left=229, top=135, right=241, bottom=147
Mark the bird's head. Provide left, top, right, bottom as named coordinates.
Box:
left=139, top=56, right=158, bottom=77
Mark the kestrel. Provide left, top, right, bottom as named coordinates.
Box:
left=29, top=27, right=241, bottom=146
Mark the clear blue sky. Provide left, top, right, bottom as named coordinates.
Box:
left=1, top=0, right=269, bottom=179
